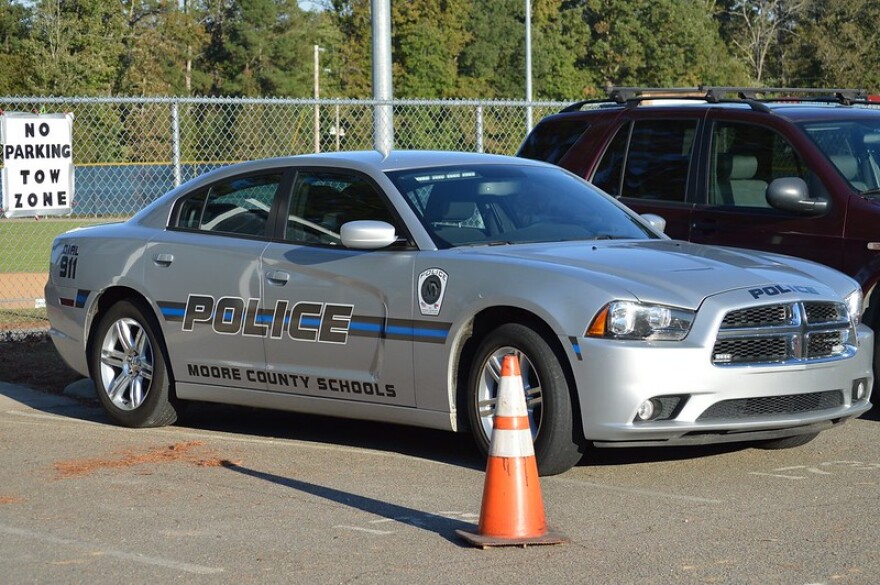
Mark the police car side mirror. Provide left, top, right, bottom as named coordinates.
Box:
left=340, top=220, right=398, bottom=249
left=766, top=177, right=828, bottom=215
left=640, top=213, right=666, bottom=234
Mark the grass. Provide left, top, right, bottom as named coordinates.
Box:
left=0, top=218, right=114, bottom=273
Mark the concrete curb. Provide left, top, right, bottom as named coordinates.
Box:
left=64, top=378, right=97, bottom=401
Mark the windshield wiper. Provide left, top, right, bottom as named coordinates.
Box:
left=860, top=188, right=880, bottom=200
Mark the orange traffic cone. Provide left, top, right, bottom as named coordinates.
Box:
left=457, top=354, right=566, bottom=548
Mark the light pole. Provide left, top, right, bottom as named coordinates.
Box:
left=314, top=44, right=324, bottom=153
left=372, top=0, right=393, bottom=154
left=525, top=0, right=533, bottom=132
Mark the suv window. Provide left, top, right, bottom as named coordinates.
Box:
left=594, top=119, right=697, bottom=202
left=518, top=119, right=590, bottom=164
left=708, top=121, right=808, bottom=208
left=800, top=120, right=880, bottom=191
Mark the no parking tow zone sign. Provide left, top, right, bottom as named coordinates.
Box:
left=1, top=111, right=75, bottom=218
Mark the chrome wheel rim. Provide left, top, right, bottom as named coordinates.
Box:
left=99, top=317, right=154, bottom=411
left=475, top=346, right=543, bottom=442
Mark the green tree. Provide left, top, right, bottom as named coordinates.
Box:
left=723, top=0, right=808, bottom=85
left=458, top=0, right=523, bottom=98
left=0, top=0, right=30, bottom=94
left=25, top=0, right=128, bottom=95
left=582, top=0, right=746, bottom=90
left=531, top=0, right=594, bottom=99
left=325, top=0, right=372, bottom=98
left=201, top=0, right=315, bottom=97
left=115, top=0, right=209, bottom=96
left=392, top=0, right=473, bottom=98
left=785, top=0, right=880, bottom=91
left=459, top=0, right=593, bottom=100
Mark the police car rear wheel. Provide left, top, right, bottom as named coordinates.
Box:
left=467, top=323, right=583, bottom=476
left=91, top=300, right=178, bottom=428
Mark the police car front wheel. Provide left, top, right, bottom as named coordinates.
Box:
left=467, top=323, right=583, bottom=476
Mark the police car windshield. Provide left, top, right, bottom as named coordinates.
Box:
left=386, top=164, right=656, bottom=249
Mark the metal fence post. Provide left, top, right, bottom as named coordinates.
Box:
left=476, top=106, right=484, bottom=153
left=171, top=99, right=182, bottom=187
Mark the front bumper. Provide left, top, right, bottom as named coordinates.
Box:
left=570, top=323, right=873, bottom=446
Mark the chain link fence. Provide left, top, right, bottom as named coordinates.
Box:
left=0, top=96, right=567, bottom=340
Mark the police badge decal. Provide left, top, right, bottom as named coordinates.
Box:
left=418, top=268, right=448, bottom=316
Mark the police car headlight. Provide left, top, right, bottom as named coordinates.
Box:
left=586, top=301, right=694, bottom=341
left=844, top=288, right=863, bottom=327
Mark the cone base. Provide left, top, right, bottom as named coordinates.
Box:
left=455, top=528, right=567, bottom=549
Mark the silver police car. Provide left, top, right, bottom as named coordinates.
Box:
left=46, top=151, right=874, bottom=475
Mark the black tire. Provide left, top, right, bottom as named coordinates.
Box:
left=90, top=299, right=179, bottom=428
left=863, top=286, right=880, bottom=409
left=466, top=323, right=583, bottom=476
left=755, top=432, right=819, bottom=450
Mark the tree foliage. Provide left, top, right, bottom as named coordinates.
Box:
left=0, top=1, right=876, bottom=99
left=784, top=0, right=880, bottom=90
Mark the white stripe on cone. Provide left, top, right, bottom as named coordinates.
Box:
left=488, top=359, right=535, bottom=458
left=488, top=428, right=535, bottom=458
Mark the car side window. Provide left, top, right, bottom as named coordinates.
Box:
left=284, top=172, right=397, bottom=246
left=595, top=119, right=696, bottom=202
left=708, top=122, right=812, bottom=208
left=172, top=173, right=281, bottom=237
left=592, top=122, right=630, bottom=196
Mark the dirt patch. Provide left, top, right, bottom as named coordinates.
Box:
left=0, top=337, right=82, bottom=394
left=54, top=441, right=240, bottom=479
left=0, top=496, right=23, bottom=504
left=0, top=319, right=45, bottom=333
left=0, top=272, right=46, bottom=309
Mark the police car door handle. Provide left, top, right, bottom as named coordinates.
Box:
left=153, top=253, right=174, bottom=266
left=266, top=270, right=290, bottom=286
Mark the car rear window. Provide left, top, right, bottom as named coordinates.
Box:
left=517, top=118, right=590, bottom=165
left=172, top=173, right=282, bottom=238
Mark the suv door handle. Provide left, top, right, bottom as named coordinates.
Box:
left=690, top=219, right=717, bottom=234
left=266, top=270, right=290, bottom=286
left=153, top=253, right=174, bottom=266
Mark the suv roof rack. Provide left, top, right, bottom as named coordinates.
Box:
left=559, top=86, right=870, bottom=114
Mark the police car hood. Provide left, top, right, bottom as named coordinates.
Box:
left=469, top=239, right=850, bottom=307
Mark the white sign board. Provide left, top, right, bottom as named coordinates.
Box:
left=1, top=112, right=75, bottom=218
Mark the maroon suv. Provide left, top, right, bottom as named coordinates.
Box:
left=519, top=87, right=880, bottom=374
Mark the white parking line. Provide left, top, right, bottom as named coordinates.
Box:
left=551, top=478, right=724, bottom=504
left=0, top=523, right=223, bottom=575
left=334, top=525, right=395, bottom=535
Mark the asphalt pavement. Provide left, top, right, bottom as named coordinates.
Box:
left=2, top=380, right=879, bottom=584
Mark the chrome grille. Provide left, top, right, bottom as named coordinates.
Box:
left=804, top=302, right=844, bottom=324
left=807, top=331, right=844, bottom=357
left=713, top=301, right=852, bottom=366
left=721, top=304, right=789, bottom=328
left=713, top=337, right=788, bottom=364
left=698, top=391, right=843, bottom=420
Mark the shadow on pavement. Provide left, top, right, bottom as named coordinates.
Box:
left=221, top=461, right=475, bottom=545
left=178, top=402, right=485, bottom=472
left=5, top=379, right=878, bottom=474
left=0, top=380, right=106, bottom=423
